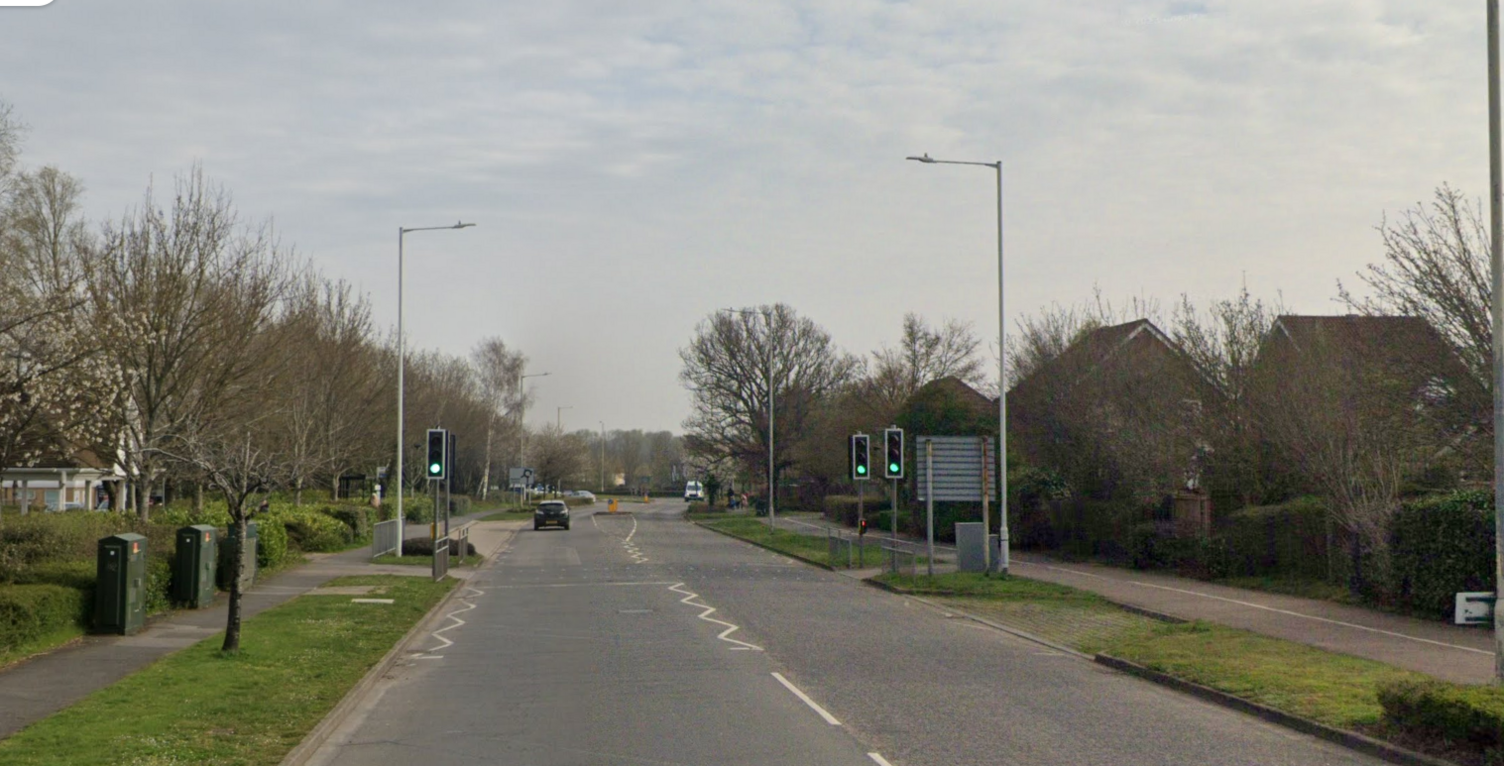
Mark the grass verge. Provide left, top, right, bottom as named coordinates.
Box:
left=699, top=516, right=894, bottom=568
left=372, top=553, right=485, bottom=567
left=0, top=574, right=456, bottom=766
left=875, top=572, right=1452, bottom=760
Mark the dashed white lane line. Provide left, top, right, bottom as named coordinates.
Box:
left=771, top=672, right=841, bottom=725
left=1025, top=561, right=1494, bottom=656
left=411, top=584, right=484, bottom=659
left=667, top=582, right=763, bottom=651
left=867, top=754, right=895, bottom=766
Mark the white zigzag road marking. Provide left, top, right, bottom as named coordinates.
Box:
left=412, top=584, right=484, bottom=659
left=668, top=582, right=762, bottom=651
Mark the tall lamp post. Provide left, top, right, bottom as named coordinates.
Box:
left=396, top=221, right=474, bottom=556
left=515, top=370, right=549, bottom=503
left=907, top=153, right=1009, bottom=575
left=599, top=421, right=607, bottom=493
left=557, top=405, right=572, bottom=431
left=719, top=308, right=776, bottom=533
left=1487, top=0, right=1504, bottom=680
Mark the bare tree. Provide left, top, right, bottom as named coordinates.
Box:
left=1009, top=288, right=1162, bottom=385
left=861, top=313, right=984, bottom=421
left=472, top=338, right=525, bottom=500
left=680, top=304, right=859, bottom=496
left=89, top=168, right=288, bottom=519
left=1339, top=184, right=1490, bottom=401
left=529, top=425, right=588, bottom=491
left=1170, top=286, right=1283, bottom=505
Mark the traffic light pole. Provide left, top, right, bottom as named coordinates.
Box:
left=856, top=480, right=865, bottom=568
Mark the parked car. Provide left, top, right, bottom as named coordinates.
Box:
left=534, top=500, right=570, bottom=530
left=565, top=490, right=596, bottom=502
left=683, top=481, right=705, bottom=501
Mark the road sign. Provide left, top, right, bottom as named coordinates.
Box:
left=914, top=436, right=996, bottom=502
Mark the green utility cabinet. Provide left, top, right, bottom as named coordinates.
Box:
left=95, top=533, right=147, bottom=635
left=174, top=525, right=218, bottom=608
left=220, top=521, right=258, bottom=591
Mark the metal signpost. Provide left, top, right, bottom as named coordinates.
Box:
left=915, top=435, right=998, bottom=576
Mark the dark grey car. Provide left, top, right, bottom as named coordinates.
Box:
left=534, top=500, right=570, bottom=530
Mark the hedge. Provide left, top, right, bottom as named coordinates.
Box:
left=273, top=510, right=352, bottom=553
left=399, top=537, right=477, bottom=557
left=821, top=495, right=892, bottom=527
left=1389, top=490, right=1494, bottom=620
left=1219, top=497, right=1329, bottom=581
left=0, top=584, right=87, bottom=653
left=1379, top=678, right=1504, bottom=752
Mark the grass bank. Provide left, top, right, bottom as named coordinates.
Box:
left=0, top=574, right=456, bottom=766
left=699, top=516, right=894, bottom=569
left=875, top=572, right=1461, bottom=761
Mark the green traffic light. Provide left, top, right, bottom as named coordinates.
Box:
left=889, top=463, right=899, bottom=472
left=857, top=465, right=867, bottom=475
left=429, top=463, right=442, bottom=474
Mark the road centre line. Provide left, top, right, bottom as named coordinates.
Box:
left=1026, top=562, right=1493, bottom=656
left=771, top=672, right=841, bottom=725
left=867, top=754, right=895, bottom=766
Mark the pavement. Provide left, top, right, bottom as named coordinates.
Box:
left=304, top=500, right=1385, bottom=766
left=774, top=511, right=1497, bottom=685
left=0, top=509, right=520, bottom=740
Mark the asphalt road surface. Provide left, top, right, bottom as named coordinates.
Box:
left=309, top=500, right=1387, bottom=766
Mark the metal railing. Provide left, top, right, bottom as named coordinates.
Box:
left=372, top=519, right=400, bottom=558
left=884, top=544, right=917, bottom=576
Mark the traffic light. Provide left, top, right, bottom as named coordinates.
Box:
left=858, top=518, right=868, bottom=536
left=883, top=428, right=904, bottom=479
left=426, top=429, right=447, bottom=480
left=850, top=434, right=870, bottom=481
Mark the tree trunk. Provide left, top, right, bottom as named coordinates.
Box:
left=293, top=478, right=303, bottom=507
left=223, top=514, right=247, bottom=653
left=134, top=478, right=148, bottom=522
left=194, top=483, right=204, bottom=516
left=480, top=422, right=493, bottom=502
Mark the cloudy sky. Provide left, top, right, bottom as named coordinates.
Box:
left=0, top=1, right=1488, bottom=433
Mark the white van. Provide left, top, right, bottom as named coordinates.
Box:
left=683, top=481, right=705, bottom=501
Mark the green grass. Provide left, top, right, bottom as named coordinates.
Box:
left=1097, top=620, right=1427, bottom=729
left=372, top=553, right=484, bottom=567
left=878, top=571, right=1431, bottom=736
left=0, top=623, right=86, bottom=670
left=699, top=517, right=893, bottom=568
left=1213, top=575, right=1365, bottom=606
left=0, top=574, right=456, bottom=766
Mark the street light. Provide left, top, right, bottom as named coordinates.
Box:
left=719, top=308, right=776, bottom=533
left=557, top=405, right=572, bottom=432
left=907, top=152, right=1009, bottom=575
left=1486, top=0, right=1504, bottom=679
left=599, top=421, right=606, bottom=493
left=515, top=371, right=549, bottom=504
left=396, top=221, right=474, bottom=556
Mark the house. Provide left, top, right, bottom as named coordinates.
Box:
left=1007, top=318, right=1220, bottom=502
left=1252, top=315, right=1485, bottom=479
left=1, top=448, right=125, bottom=512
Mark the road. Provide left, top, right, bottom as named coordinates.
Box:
left=308, top=500, right=1386, bottom=766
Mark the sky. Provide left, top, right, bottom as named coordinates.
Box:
left=0, top=0, right=1489, bottom=433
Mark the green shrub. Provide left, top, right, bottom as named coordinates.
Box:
left=1219, top=497, right=1329, bottom=581
left=1379, top=678, right=1504, bottom=751
left=144, top=557, right=174, bottom=616
left=15, top=560, right=95, bottom=591
left=323, top=505, right=370, bottom=539
left=821, top=495, right=891, bottom=526
left=255, top=520, right=288, bottom=569
left=401, top=537, right=435, bottom=556
left=274, top=510, right=352, bottom=553
left=0, top=584, right=87, bottom=652
left=1389, top=490, right=1494, bottom=619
